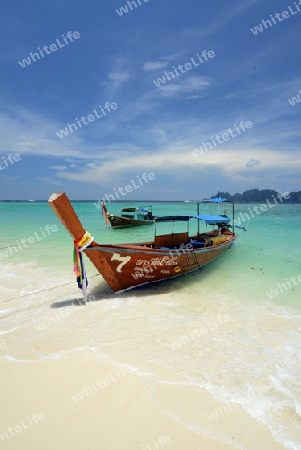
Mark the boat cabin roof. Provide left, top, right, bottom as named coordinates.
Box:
left=200, top=197, right=233, bottom=204
left=121, top=207, right=150, bottom=213
left=156, top=214, right=230, bottom=225
left=121, top=208, right=138, bottom=212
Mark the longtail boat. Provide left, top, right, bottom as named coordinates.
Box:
left=101, top=202, right=155, bottom=228
left=48, top=193, right=238, bottom=294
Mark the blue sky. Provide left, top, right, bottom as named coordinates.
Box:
left=1, top=0, right=300, bottom=200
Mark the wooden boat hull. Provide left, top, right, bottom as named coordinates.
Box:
left=48, top=192, right=236, bottom=293
left=108, top=214, right=155, bottom=229
left=84, top=239, right=235, bottom=292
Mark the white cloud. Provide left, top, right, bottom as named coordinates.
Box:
left=143, top=61, right=169, bottom=71
left=246, top=159, right=261, bottom=168
left=157, top=76, right=211, bottom=98
left=0, top=106, right=87, bottom=159
left=37, top=177, right=63, bottom=185
left=108, top=72, right=130, bottom=82
left=49, top=165, right=67, bottom=170
left=57, top=144, right=301, bottom=190
left=101, top=55, right=133, bottom=93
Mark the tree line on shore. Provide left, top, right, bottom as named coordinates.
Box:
left=213, top=188, right=301, bottom=203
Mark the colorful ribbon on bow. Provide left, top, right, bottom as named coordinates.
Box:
left=101, top=202, right=109, bottom=226
left=73, top=231, right=94, bottom=300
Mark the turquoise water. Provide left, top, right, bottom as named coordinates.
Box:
left=1, top=201, right=300, bottom=307
left=1, top=201, right=301, bottom=450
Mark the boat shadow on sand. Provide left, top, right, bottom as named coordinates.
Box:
left=49, top=275, right=191, bottom=309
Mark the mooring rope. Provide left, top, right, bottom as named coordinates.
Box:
left=1, top=274, right=100, bottom=303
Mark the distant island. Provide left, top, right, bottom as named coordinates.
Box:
left=211, top=188, right=301, bottom=203
left=1, top=188, right=301, bottom=203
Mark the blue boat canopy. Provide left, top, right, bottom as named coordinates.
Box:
left=201, top=197, right=228, bottom=203
left=194, top=214, right=230, bottom=224
left=156, top=214, right=230, bottom=224
left=138, top=207, right=149, bottom=212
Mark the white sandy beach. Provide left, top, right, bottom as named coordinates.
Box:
left=0, top=359, right=288, bottom=450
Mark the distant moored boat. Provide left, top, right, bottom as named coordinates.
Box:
left=101, top=202, right=156, bottom=229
